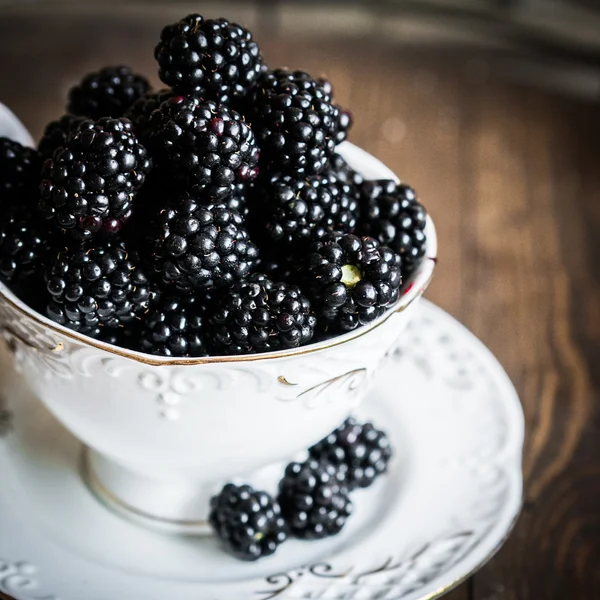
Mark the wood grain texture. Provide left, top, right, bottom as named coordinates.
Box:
left=0, top=8, right=599, bottom=600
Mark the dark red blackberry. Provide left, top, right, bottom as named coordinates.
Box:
left=210, top=484, right=287, bottom=561
left=0, top=137, right=41, bottom=203
left=258, top=169, right=360, bottom=251
left=249, top=69, right=344, bottom=176
left=124, top=88, right=177, bottom=140
left=0, top=204, right=55, bottom=285
left=45, top=239, right=157, bottom=335
left=139, top=296, right=208, bottom=357
left=147, top=96, right=259, bottom=199
left=301, top=232, right=402, bottom=333
left=358, top=180, right=428, bottom=275
left=309, top=418, right=393, bottom=490
left=278, top=459, right=352, bottom=539
left=68, top=66, right=151, bottom=120
left=155, top=15, right=263, bottom=102
left=39, top=117, right=152, bottom=238
left=208, top=273, right=316, bottom=355
left=146, top=192, right=258, bottom=292
left=38, top=115, right=87, bottom=160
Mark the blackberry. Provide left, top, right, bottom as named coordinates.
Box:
left=146, top=192, right=258, bottom=292
left=38, top=115, right=87, bottom=160
left=39, top=117, right=152, bottom=237
left=258, top=169, right=360, bottom=251
left=358, top=180, right=428, bottom=275
left=0, top=204, right=54, bottom=284
left=309, top=418, right=392, bottom=490
left=278, top=459, right=353, bottom=539
left=0, top=137, right=41, bottom=203
left=68, top=66, right=151, bottom=120
left=249, top=69, right=344, bottom=176
left=329, top=153, right=363, bottom=187
left=209, top=484, right=287, bottom=561
left=302, top=232, right=402, bottom=333
left=147, top=96, right=259, bottom=199
left=334, top=108, right=353, bottom=145
left=45, top=239, right=156, bottom=335
left=155, top=15, right=263, bottom=102
left=208, top=273, right=316, bottom=355
left=225, top=182, right=250, bottom=219
left=139, top=296, right=208, bottom=357
left=124, top=88, right=177, bottom=140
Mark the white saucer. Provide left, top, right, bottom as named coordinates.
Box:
left=0, top=300, right=524, bottom=600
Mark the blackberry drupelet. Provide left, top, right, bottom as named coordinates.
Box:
left=39, top=117, right=152, bottom=237
left=302, top=232, right=402, bottom=333
left=208, top=273, right=316, bottom=355
left=155, top=14, right=263, bottom=101
left=38, top=115, right=87, bottom=160
left=147, top=96, right=259, bottom=199
left=249, top=69, right=344, bottom=176
left=68, top=66, right=151, bottom=120
left=45, top=239, right=156, bottom=335
left=209, top=483, right=287, bottom=561
left=258, top=169, right=360, bottom=251
left=146, top=192, right=258, bottom=292
left=124, top=88, right=177, bottom=140
left=0, top=204, right=54, bottom=284
left=358, top=180, right=427, bottom=275
left=139, top=296, right=208, bottom=357
left=278, top=459, right=352, bottom=539
left=334, top=108, right=353, bottom=145
left=309, top=417, right=393, bottom=489
left=329, top=152, right=364, bottom=187
left=0, top=137, right=42, bottom=203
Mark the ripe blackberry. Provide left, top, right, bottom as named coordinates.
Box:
left=329, top=153, right=363, bottom=187
left=258, top=169, right=360, bottom=251
left=358, top=180, right=428, bottom=275
left=249, top=69, right=344, bottom=176
left=68, top=66, right=151, bottom=120
left=38, top=115, right=87, bottom=160
left=278, top=459, right=353, bottom=539
left=147, top=193, right=258, bottom=292
left=147, top=96, right=259, bottom=199
left=124, top=88, right=177, bottom=140
left=302, top=232, right=402, bottom=333
left=139, top=296, right=208, bottom=357
left=39, top=117, right=152, bottom=237
left=208, top=273, right=316, bottom=355
left=45, top=239, right=156, bottom=335
left=209, top=484, right=287, bottom=561
left=309, top=418, right=393, bottom=490
left=334, top=108, right=353, bottom=145
left=155, top=15, right=263, bottom=102
left=0, top=204, right=54, bottom=284
left=0, top=137, right=41, bottom=203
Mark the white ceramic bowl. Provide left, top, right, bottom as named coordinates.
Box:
left=0, top=141, right=437, bottom=530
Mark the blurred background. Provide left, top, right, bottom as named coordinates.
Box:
left=0, top=1, right=599, bottom=598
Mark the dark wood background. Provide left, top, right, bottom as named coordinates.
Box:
left=0, top=4, right=599, bottom=599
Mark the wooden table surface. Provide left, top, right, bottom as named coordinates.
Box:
left=0, top=7, right=599, bottom=600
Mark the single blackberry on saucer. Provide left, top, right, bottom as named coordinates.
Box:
left=208, top=273, right=316, bottom=355
left=124, top=88, right=177, bottom=140
left=147, top=96, right=259, bottom=199
left=68, top=66, right=151, bottom=120
left=309, top=418, right=392, bottom=490
left=209, top=483, right=287, bottom=561
left=0, top=204, right=55, bottom=285
left=0, top=137, right=42, bottom=203
left=301, top=232, right=402, bottom=333
left=249, top=69, right=344, bottom=176
left=45, top=238, right=157, bottom=335
left=278, top=459, right=353, bottom=539
left=155, top=14, right=264, bottom=102
left=358, top=180, right=427, bottom=275
left=38, top=115, right=87, bottom=160
left=146, top=192, right=258, bottom=292
left=39, top=117, right=152, bottom=238
left=258, top=169, right=360, bottom=251
left=139, top=296, right=208, bottom=357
